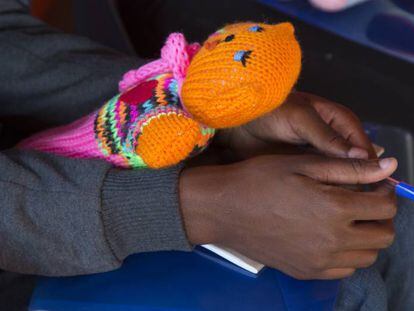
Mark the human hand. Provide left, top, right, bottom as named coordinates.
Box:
left=217, top=92, right=376, bottom=160
left=180, top=154, right=397, bottom=279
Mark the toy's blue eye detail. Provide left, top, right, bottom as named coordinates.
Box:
left=249, top=25, right=264, bottom=32
left=234, top=50, right=252, bottom=67
left=224, top=34, right=235, bottom=42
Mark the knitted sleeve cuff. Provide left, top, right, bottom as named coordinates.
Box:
left=101, top=165, right=191, bottom=261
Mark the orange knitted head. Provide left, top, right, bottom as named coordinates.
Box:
left=181, top=22, right=302, bottom=128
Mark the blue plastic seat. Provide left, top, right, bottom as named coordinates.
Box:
left=29, top=248, right=339, bottom=311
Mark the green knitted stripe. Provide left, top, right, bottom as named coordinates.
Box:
left=128, top=154, right=147, bottom=168
left=105, top=95, right=123, bottom=153
left=201, top=127, right=215, bottom=136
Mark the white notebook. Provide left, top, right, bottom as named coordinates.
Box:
left=202, top=244, right=264, bottom=274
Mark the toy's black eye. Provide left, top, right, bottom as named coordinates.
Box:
left=249, top=25, right=264, bottom=32
left=224, top=34, right=235, bottom=42
left=234, top=50, right=252, bottom=67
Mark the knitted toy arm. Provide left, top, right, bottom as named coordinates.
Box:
left=17, top=77, right=210, bottom=169
left=16, top=101, right=131, bottom=167
left=17, top=105, right=203, bottom=169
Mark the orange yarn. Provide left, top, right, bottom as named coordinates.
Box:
left=181, top=22, right=301, bottom=128
left=137, top=113, right=201, bottom=168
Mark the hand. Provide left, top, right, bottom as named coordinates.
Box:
left=217, top=92, right=377, bottom=160
left=180, top=154, right=397, bottom=280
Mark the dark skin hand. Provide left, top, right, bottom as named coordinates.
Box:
left=180, top=155, right=397, bottom=280
left=216, top=91, right=377, bottom=160
left=180, top=92, right=397, bottom=280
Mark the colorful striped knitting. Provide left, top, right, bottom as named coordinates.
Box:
left=94, top=72, right=214, bottom=168
left=19, top=72, right=215, bottom=168
left=18, top=22, right=301, bottom=169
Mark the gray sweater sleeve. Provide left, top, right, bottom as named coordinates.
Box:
left=0, top=0, right=141, bottom=128
left=0, top=150, right=189, bottom=276
left=0, top=0, right=190, bottom=276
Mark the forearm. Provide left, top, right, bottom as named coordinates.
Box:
left=0, top=149, right=189, bottom=276
left=0, top=0, right=144, bottom=131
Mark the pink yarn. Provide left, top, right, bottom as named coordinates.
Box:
left=119, top=33, right=200, bottom=93
left=18, top=113, right=105, bottom=160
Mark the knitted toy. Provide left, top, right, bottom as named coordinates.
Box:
left=18, top=22, right=301, bottom=169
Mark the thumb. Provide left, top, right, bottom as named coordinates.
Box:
left=293, top=108, right=368, bottom=159
left=298, top=156, right=398, bottom=185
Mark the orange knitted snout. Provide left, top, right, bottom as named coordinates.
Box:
left=181, top=22, right=302, bottom=129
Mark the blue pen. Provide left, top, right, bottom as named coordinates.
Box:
left=387, top=177, right=414, bottom=201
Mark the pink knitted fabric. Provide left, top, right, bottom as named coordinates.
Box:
left=17, top=113, right=123, bottom=162
left=18, top=113, right=129, bottom=167
left=17, top=33, right=203, bottom=168
left=119, top=33, right=200, bottom=94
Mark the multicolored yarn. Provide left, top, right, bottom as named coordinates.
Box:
left=94, top=72, right=214, bottom=168
left=19, top=72, right=215, bottom=168
left=119, top=33, right=200, bottom=95
left=18, top=22, right=302, bottom=169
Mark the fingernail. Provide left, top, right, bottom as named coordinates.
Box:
left=379, top=158, right=395, bottom=170
left=373, top=144, right=385, bottom=157
left=347, top=147, right=369, bottom=159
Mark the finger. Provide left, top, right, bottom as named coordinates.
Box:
left=329, top=250, right=379, bottom=269
left=303, top=93, right=377, bottom=158
left=343, top=220, right=395, bottom=250
left=317, top=268, right=356, bottom=280
left=317, top=103, right=375, bottom=158
left=372, top=181, right=396, bottom=194
left=340, top=186, right=397, bottom=221
left=298, top=155, right=398, bottom=185
left=289, top=105, right=361, bottom=159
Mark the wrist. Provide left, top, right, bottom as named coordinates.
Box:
left=179, top=166, right=223, bottom=245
